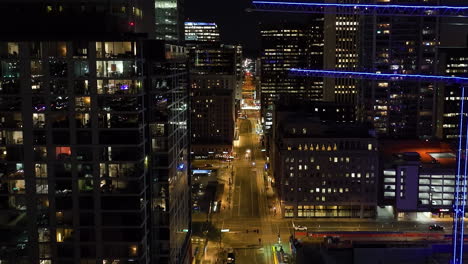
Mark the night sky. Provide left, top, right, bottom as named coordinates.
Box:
left=185, top=0, right=468, bottom=58
left=185, top=0, right=260, bottom=57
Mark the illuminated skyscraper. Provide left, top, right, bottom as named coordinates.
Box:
left=155, top=0, right=185, bottom=42
left=185, top=22, right=221, bottom=43
left=188, top=43, right=237, bottom=157
left=362, top=0, right=439, bottom=138
left=323, top=0, right=360, bottom=104
left=0, top=1, right=191, bottom=263
left=260, top=21, right=323, bottom=131
left=436, top=47, right=468, bottom=141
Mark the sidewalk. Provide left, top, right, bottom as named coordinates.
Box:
left=290, top=217, right=460, bottom=224
left=262, top=169, right=283, bottom=220
left=202, top=240, right=223, bottom=264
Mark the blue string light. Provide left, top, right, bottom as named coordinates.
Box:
left=252, top=1, right=468, bottom=17
left=453, top=87, right=465, bottom=264
left=289, top=69, right=468, bottom=84
left=289, top=67, right=468, bottom=263
left=253, top=1, right=468, bottom=10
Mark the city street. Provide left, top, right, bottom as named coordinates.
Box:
left=191, top=77, right=464, bottom=264
left=194, top=111, right=462, bottom=263
left=215, top=114, right=279, bottom=264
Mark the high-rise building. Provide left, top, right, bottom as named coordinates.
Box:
left=185, top=22, right=239, bottom=157
left=362, top=0, right=439, bottom=138
left=323, top=1, right=360, bottom=104
left=188, top=43, right=237, bottom=157
left=147, top=44, right=190, bottom=264
left=184, top=22, right=221, bottom=43
left=260, top=21, right=323, bottom=131
left=155, top=0, right=185, bottom=42
left=0, top=1, right=190, bottom=263
left=234, top=45, right=244, bottom=101
left=436, top=47, right=468, bottom=141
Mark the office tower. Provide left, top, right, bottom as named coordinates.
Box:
left=362, top=0, right=439, bottom=138
left=188, top=42, right=237, bottom=158
left=185, top=22, right=221, bottom=43
left=234, top=44, right=244, bottom=101
left=155, top=0, right=185, bottom=42
left=260, top=21, right=323, bottom=131
left=0, top=1, right=190, bottom=264
left=436, top=47, right=468, bottom=141
left=147, top=44, right=190, bottom=264
left=323, top=0, right=360, bottom=104
left=271, top=104, right=378, bottom=218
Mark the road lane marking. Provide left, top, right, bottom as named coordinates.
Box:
left=238, top=182, right=242, bottom=217
left=251, top=168, right=255, bottom=216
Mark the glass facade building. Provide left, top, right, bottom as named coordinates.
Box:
left=436, top=47, right=468, bottom=141
left=156, top=0, right=185, bottom=42
left=148, top=44, right=190, bottom=264
left=362, top=0, right=439, bottom=138
left=0, top=38, right=190, bottom=264
left=260, top=22, right=324, bottom=131
left=0, top=1, right=190, bottom=264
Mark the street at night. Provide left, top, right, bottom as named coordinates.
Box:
left=3, top=1, right=468, bottom=264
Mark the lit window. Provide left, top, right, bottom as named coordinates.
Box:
left=56, top=147, right=71, bottom=159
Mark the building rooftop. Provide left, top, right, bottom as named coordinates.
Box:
left=380, top=140, right=456, bottom=168
left=279, top=117, right=374, bottom=139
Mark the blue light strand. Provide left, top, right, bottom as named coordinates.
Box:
left=252, top=1, right=468, bottom=11
left=289, top=69, right=468, bottom=84
left=185, top=22, right=216, bottom=26
left=461, top=86, right=468, bottom=264
left=452, top=86, right=465, bottom=264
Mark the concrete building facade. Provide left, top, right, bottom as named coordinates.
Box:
left=272, top=109, right=378, bottom=218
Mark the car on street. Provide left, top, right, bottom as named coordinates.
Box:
left=429, top=224, right=444, bottom=231
left=227, top=252, right=235, bottom=263
left=292, top=222, right=307, bottom=231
